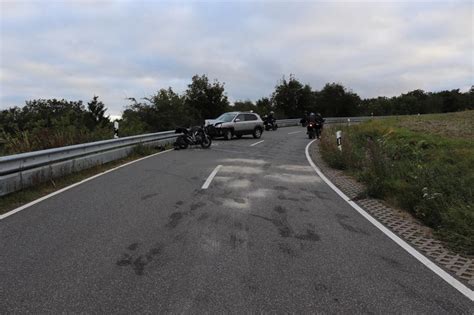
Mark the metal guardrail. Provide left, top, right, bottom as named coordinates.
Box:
left=0, top=130, right=177, bottom=176
left=277, top=116, right=377, bottom=127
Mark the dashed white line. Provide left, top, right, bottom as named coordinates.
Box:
left=305, top=140, right=474, bottom=301
left=250, top=140, right=265, bottom=147
left=201, top=165, right=222, bottom=189
left=288, top=131, right=302, bottom=135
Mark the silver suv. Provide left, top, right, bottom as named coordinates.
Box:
left=205, top=112, right=264, bottom=140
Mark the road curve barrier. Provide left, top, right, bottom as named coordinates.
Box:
left=0, top=131, right=178, bottom=196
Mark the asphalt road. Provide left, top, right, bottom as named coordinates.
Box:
left=0, top=126, right=472, bottom=313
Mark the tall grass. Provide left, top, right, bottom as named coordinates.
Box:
left=0, top=127, right=113, bottom=156
left=319, top=112, right=474, bottom=255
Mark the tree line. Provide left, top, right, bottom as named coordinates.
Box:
left=0, top=73, right=472, bottom=154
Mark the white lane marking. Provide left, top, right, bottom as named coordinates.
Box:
left=288, top=131, right=302, bottom=135
left=250, top=140, right=265, bottom=147
left=0, top=149, right=174, bottom=221
left=201, top=165, right=222, bottom=189
left=305, top=140, right=474, bottom=301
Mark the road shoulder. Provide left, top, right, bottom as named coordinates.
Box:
left=307, top=140, right=474, bottom=294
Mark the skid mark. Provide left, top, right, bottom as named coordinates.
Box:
left=278, top=194, right=299, bottom=202
left=197, top=213, right=210, bottom=221
left=336, top=214, right=370, bottom=235
left=166, top=212, right=184, bottom=228
left=295, top=229, right=320, bottom=242
left=116, top=243, right=163, bottom=275
left=190, top=202, right=206, bottom=211
left=141, top=193, right=158, bottom=200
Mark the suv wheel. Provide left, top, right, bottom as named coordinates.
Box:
left=223, top=129, right=233, bottom=140
left=253, top=127, right=262, bottom=139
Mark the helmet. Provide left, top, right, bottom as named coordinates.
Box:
left=270, top=111, right=274, bottom=114
left=310, top=112, right=315, bottom=116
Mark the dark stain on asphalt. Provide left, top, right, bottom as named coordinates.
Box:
left=116, top=243, right=163, bottom=275
left=278, top=195, right=299, bottom=202
left=127, top=242, right=140, bottom=251
left=313, top=283, right=329, bottom=292
left=190, top=202, right=206, bottom=211
left=191, top=176, right=199, bottom=181
left=274, top=206, right=286, bottom=214
left=301, top=197, right=312, bottom=202
left=241, top=275, right=258, bottom=294
left=335, top=213, right=349, bottom=220
left=278, top=243, right=299, bottom=257
left=230, top=233, right=245, bottom=249
left=141, top=193, right=158, bottom=200
left=175, top=200, right=184, bottom=207
left=299, top=207, right=309, bottom=212
left=167, top=212, right=184, bottom=228
left=338, top=221, right=370, bottom=235
left=234, top=221, right=243, bottom=230
left=210, top=198, right=223, bottom=206
left=274, top=186, right=289, bottom=191
left=312, top=190, right=331, bottom=200
left=197, top=212, right=210, bottom=221
left=295, top=229, right=320, bottom=242
left=251, top=213, right=293, bottom=238
left=378, top=255, right=404, bottom=269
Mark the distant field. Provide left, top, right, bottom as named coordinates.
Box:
left=320, top=111, right=474, bottom=255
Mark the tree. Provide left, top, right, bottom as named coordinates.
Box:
left=255, top=97, right=273, bottom=116
left=233, top=100, right=256, bottom=112
left=316, top=83, right=360, bottom=117
left=184, top=74, right=230, bottom=122
left=87, top=95, right=109, bottom=129
left=272, top=75, right=314, bottom=118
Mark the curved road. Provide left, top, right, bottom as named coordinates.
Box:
left=0, top=126, right=472, bottom=313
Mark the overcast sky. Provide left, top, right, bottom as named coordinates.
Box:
left=1, top=0, right=472, bottom=117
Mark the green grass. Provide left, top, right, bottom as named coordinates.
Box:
left=0, top=144, right=170, bottom=215
left=319, top=111, right=474, bottom=255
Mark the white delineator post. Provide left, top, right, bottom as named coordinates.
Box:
left=114, top=121, right=119, bottom=139
left=336, top=130, right=342, bottom=151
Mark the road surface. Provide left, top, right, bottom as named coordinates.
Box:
left=0, top=126, right=472, bottom=313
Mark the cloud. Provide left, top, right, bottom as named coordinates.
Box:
left=1, top=1, right=472, bottom=116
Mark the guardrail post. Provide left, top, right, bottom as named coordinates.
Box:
left=336, top=130, right=342, bottom=151
left=114, top=121, right=119, bottom=139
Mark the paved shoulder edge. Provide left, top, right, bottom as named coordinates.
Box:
left=305, top=140, right=474, bottom=301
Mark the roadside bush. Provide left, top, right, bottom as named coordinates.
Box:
left=319, top=114, right=474, bottom=254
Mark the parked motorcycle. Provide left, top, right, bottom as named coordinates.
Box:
left=263, top=117, right=278, bottom=131
left=307, top=121, right=323, bottom=139
left=174, top=126, right=212, bottom=149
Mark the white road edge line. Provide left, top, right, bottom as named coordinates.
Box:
left=305, top=140, right=474, bottom=301
left=201, top=165, right=222, bottom=189
left=288, top=131, right=302, bottom=135
left=0, top=149, right=174, bottom=221
left=250, top=140, right=265, bottom=147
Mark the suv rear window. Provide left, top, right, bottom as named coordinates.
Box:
left=244, top=114, right=257, bottom=121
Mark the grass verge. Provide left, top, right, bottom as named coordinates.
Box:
left=319, top=111, right=474, bottom=255
left=0, top=144, right=171, bottom=216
